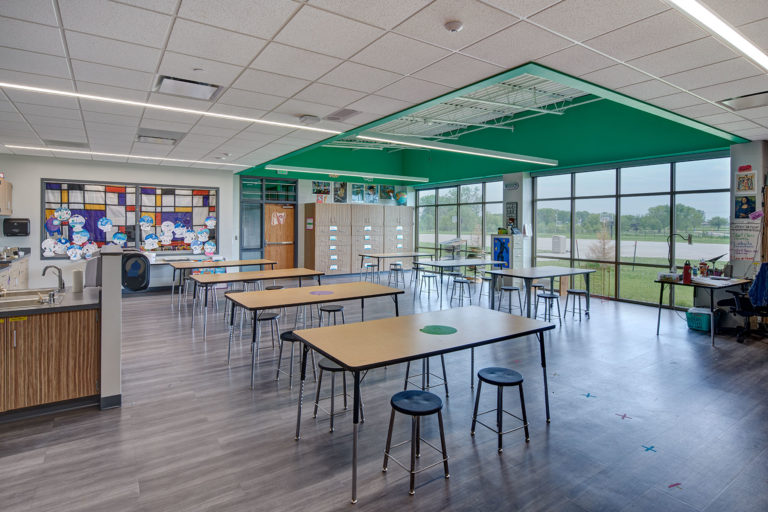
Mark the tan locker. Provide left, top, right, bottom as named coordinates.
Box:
left=384, top=205, right=413, bottom=227
left=316, top=244, right=351, bottom=275
left=351, top=204, right=383, bottom=227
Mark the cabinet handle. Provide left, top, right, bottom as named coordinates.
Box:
left=13, top=329, right=16, bottom=348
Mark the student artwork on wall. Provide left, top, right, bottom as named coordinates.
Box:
left=333, top=181, right=347, bottom=203
left=364, top=184, right=379, bottom=203
left=312, top=181, right=331, bottom=195
left=42, top=180, right=218, bottom=257
left=736, top=172, right=755, bottom=193
left=350, top=184, right=365, bottom=203
left=379, top=185, right=395, bottom=200
left=735, top=195, right=756, bottom=218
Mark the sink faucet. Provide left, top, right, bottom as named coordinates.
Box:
left=42, top=265, right=65, bottom=291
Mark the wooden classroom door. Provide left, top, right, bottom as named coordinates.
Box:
left=264, top=204, right=295, bottom=269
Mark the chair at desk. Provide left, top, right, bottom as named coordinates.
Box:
left=718, top=263, right=768, bottom=343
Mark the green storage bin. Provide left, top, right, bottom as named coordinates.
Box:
left=686, top=307, right=711, bottom=331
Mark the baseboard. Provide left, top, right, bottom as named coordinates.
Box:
left=100, top=394, right=122, bottom=409
left=0, top=396, right=99, bottom=423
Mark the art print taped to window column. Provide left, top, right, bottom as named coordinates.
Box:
left=735, top=195, right=756, bottom=218
left=736, top=172, right=755, bottom=193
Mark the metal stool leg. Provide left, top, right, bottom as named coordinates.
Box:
left=437, top=410, right=450, bottom=478
left=471, top=379, right=483, bottom=434
left=409, top=416, right=417, bottom=495
left=383, top=408, right=396, bottom=471
left=313, top=368, right=323, bottom=418
left=519, top=382, right=530, bottom=442
left=497, top=386, right=504, bottom=453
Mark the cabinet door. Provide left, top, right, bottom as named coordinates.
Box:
left=0, top=319, right=6, bottom=412
left=5, top=315, right=43, bottom=410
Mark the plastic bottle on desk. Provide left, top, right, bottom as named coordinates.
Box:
left=683, top=260, right=692, bottom=284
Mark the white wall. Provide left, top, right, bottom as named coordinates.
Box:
left=0, top=154, right=238, bottom=288
left=729, top=141, right=767, bottom=278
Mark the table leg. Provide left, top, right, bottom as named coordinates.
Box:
left=191, top=281, right=197, bottom=329
left=295, top=343, right=309, bottom=440
left=584, top=272, right=591, bottom=317
left=227, top=299, right=235, bottom=364
left=250, top=312, right=258, bottom=389
left=351, top=370, right=361, bottom=504
left=710, top=288, right=715, bottom=347
left=361, top=298, right=365, bottom=322
left=299, top=277, right=302, bottom=288
left=394, top=294, right=399, bottom=316
left=203, top=285, right=209, bottom=339
left=538, top=331, right=550, bottom=422
left=525, top=278, right=533, bottom=318
left=656, top=282, right=664, bottom=335
left=490, top=273, right=497, bottom=309
left=317, top=275, right=322, bottom=285
left=171, top=268, right=176, bottom=308
left=439, top=268, right=444, bottom=308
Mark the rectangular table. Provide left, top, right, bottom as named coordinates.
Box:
left=655, top=277, right=750, bottom=346
left=489, top=266, right=595, bottom=318
left=190, top=267, right=324, bottom=336
left=293, top=306, right=555, bottom=504
left=227, top=282, right=405, bottom=388
left=417, top=259, right=505, bottom=307
left=358, top=251, right=433, bottom=271
left=168, top=258, right=276, bottom=310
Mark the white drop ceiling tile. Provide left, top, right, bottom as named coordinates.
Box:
left=139, top=118, right=197, bottom=132
left=0, top=146, right=9, bottom=154
left=178, top=0, right=299, bottom=39
left=186, top=124, right=242, bottom=138
left=732, top=127, right=768, bottom=140
left=0, top=47, right=70, bottom=78
left=10, top=148, right=54, bottom=157
left=308, top=0, right=430, bottom=29
left=319, top=62, right=402, bottom=93
left=462, top=21, right=571, bottom=69
left=72, top=60, right=154, bottom=91
left=116, top=0, right=180, bottom=15
left=627, top=37, right=738, bottom=77
left=293, top=83, right=366, bottom=108
left=178, top=133, right=229, bottom=145
left=82, top=110, right=141, bottom=127
left=65, top=31, right=162, bottom=73
left=80, top=98, right=145, bottom=118
left=75, top=81, right=150, bottom=102
left=14, top=103, right=82, bottom=121
left=535, top=45, right=618, bottom=76
left=51, top=152, right=91, bottom=161
left=731, top=105, right=768, bottom=120
left=673, top=103, right=730, bottom=118
left=275, top=6, right=384, bottom=59
left=616, top=80, right=682, bottom=101
left=703, top=0, right=768, bottom=27
left=395, top=0, right=517, bottom=51
left=336, top=111, right=381, bottom=126
left=131, top=143, right=173, bottom=156
left=0, top=0, right=58, bottom=25
left=85, top=124, right=137, bottom=138
left=207, top=104, right=268, bottom=121
left=35, top=127, right=87, bottom=141
left=25, top=115, right=84, bottom=130
left=217, top=88, right=286, bottom=110
left=251, top=43, right=343, bottom=81
left=692, top=74, right=768, bottom=102
left=232, top=69, right=309, bottom=98
left=649, top=92, right=706, bottom=110
left=739, top=17, right=768, bottom=52
left=714, top=120, right=762, bottom=131
left=0, top=69, right=74, bottom=90
left=0, top=111, right=25, bottom=123
left=147, top=92, right=211, bottom=110
left=578, top=64, right=651, bottom=90
left=413, top=53, right=503, bottom=89
left=167, top=19, right=267, bottom=67
left=4, top=90, right=79, bottom=110
left=0, top=17, right=65, bottom=56
left=529, top=0, right=667, bottom=42
left=59, top=0, right=172, bottom=47
left=662, top=58, right=761, bottom=91
left=350, top=33, right=451, bottom=75
left=480, top=0, right=561, bottom=17
left=89, top=154, right=129, bottom=163
left=158, top=51, right=244, bottom=88
left=375, top=77, right=453, bottom=104
left=0, top=100, right=15, bottom=113
left=141, top=108, right=201, bottom=125
left=586, top=10, right=707, bottom=62
left=695, top=112, right=746, bottom=125
left=238, top=122, right=294, bottom=138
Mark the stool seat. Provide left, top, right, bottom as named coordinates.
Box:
left=537, top=292, right=559, bottom=299
left=453, top=277, right=471, bottom=284
left=257, top=311, right=281, bottom=321
left=478, top=367, right=523, bottom=387
left=391, top=390, right=443, bottom=416
left=280, top=330, right=302, bottom=343
left=265, top=285, right=284, bottom=290
left=320, top=304, right=344, bottom=312
left=567, top=288, right=587, bottom=295
left=481, top=276, right=492, bottom=281
left=318, top=357, right=344, bottom=372
left=501, top=285, right=520, bottom=291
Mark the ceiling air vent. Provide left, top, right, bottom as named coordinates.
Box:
left=720, top=90, right=768, bottom=111
left=155, top=75, right=221, bottom=101
left=325, top=108, right=360, bottom=122
left=41, top=139, right=90, bottom=149
left=135, top=128, right=186, bottom=146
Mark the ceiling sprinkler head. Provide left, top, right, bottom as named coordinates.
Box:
left=299, top=114, right=321, bottom=125
left=444, top=20, right=463, bottom=33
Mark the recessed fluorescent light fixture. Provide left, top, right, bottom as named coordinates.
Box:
left=4, top=145, right=248, bottom=168
left=720, top=90, right=768, bottom=111
left=0, top=82, right=342, bottom=135
left=265, top=164, right=429, bottom=182
left=356, top=134, right=558, bottom=166
left=156, top=75, right=220, bottom=101
left=665, top=0, right=768, bottom=72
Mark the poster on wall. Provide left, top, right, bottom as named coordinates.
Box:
left=736, top=173, right=755, bottom=193
left=364, top=184, right=379, bottom=203
left=350, top=184, right=365, bottom=203
left=505, top=201, right=518, bottom=228
left=333, top=182, right=347, bottom=203
left=735, top=195, right=756, bottom=218
left=379, top=184, right=395, bottom=200
left=312, top=181, right=330, bottom=195
left=730, top=221, right=761, bottom=261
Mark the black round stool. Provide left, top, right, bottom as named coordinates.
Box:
left=383, top=390, right=449, bottom=495
left=319, top=304, right=345, bottom=326
left=275, top=330, right=316, bottom=385
left=313, top=357, right=363, bottom=432
left=265, top=285, right=283, bottom=290
left=564, top=288, right=588, bottom=320
left=471, top=367, right=529, bottom=453
left=497, top=285, right=523, bottom=313
left=249, top=311, right=280, bottom=389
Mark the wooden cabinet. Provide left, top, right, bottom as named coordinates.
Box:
left=1, top=309, right=100, bottom=413
left=0, top=180, right=12, bottom=215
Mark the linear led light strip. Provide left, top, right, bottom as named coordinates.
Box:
left=356, top=134, right=558, bottom=166
left=0, top=82, right=342, bottom=135
left=4, top=144, right=249, bottom=168
left=265, top=164, right=429, bottom=182
left=666, top=0, right=768, bottom=72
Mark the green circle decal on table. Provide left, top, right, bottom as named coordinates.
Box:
left=420, top=325, right=457, bottom=335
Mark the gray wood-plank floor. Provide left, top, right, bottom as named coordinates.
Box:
left=1, top=273, right=767, bottom=512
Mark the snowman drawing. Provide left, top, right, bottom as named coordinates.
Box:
left=111, top=232, right=127, bottom=246
left=41, top=238, right=56, bottom=257
left=54, top=237, right=69, bottom=254
left=82, top=241, right=99, bottom=259
left=66, top=244, right=83, bottom=261
left=69, top=214, right=86, bottom=231
left=54, top=207, right=71, bottom=222
left=196, top=228, right=209, bottom=242
left=160, top=232, right=173, bottom=246
left=161, top=221, right=174, bottom=234
left=97, top=217, right=113, bottom=232
left=203, top=241, right=216, bottom=256
left=191, top=240, right=203, bottom=254
left=71, top=229, right=90, bottom=245
left=173, top=222, right=186, bottom=238
left=139, top=215, right=153, bottom=232
left=183, top=229, right=197, bottom=244
left=204, top=216, right=217, bottom=229
left=144, top=233, right=159, bottom=250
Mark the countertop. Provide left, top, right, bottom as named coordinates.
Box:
left=0, top=287, right=101, bottom=317
left=0, top=250, right=31, bottom=269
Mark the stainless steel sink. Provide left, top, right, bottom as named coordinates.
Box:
left=0, top=287, right=56, bottom=298
left=0, top=288, right=62, bottom=309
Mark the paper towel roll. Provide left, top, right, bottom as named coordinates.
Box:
left=72, top=269, right=84, bottom=293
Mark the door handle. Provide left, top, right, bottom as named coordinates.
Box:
left=13, top=329, right=16, bottom=348
left=266, top=241, right=293, bottom=245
